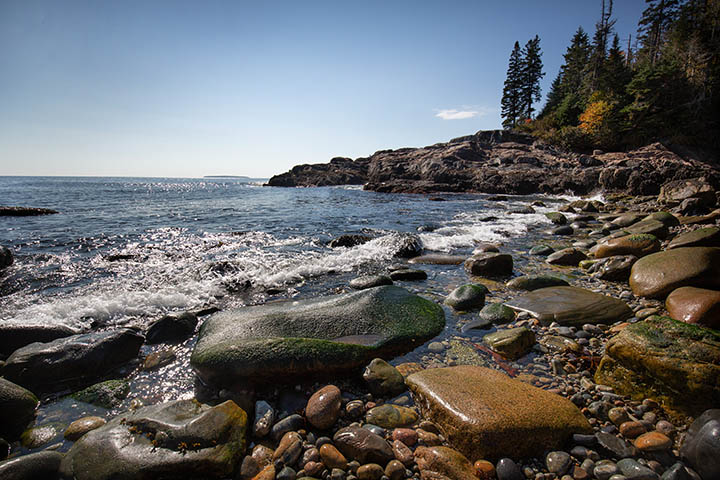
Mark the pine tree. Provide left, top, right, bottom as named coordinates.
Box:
left=560, top=27, right=592, bottom=96
left=520, top=35, right=545, bottom=119
left=600, top=34, right=632, bottom=97
left=501, top=41, right=524, bottom=128
left=637, top=0, right=680, bottom=66
left=586, top=0, right=617, bottom=92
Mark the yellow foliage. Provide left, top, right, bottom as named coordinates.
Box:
left=579, top=100, right=613, bottom=135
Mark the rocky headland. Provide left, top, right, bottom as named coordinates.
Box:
left=267, top=130, right=720, bottom=208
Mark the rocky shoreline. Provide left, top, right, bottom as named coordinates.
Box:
left=2, top=192, right=720, bottom=480
left=266, top=130, right=720, bottom=205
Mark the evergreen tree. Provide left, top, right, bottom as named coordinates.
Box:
left=501, top=41, right=523, bottom=128
left=600, top=34, right=632, bottom=97
left=520, top=35, right=545, bottom=119
left=560, top=27, right=592, bottom=96
left=637, top=0, right=680, bottom=66
left=586, top=0, right=617, bottom=92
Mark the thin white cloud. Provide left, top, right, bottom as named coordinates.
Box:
left=435, top=106, right=494, bottom=120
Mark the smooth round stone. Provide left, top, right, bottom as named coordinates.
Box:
left=392, top=439, right=414, bottom=466
left=634, top=431, right=672, bottom=452
left=617, top=458, right=659, bottom=480
left=302, top=447, right=320, bottom=465
left=363, top=424, right=386, bottom=437
left=273, top=431, right=303, bottom=465
left=665, top=286, right=720, bottom=329
left=483, top=327, right=536, bottom=360
left=21, top=424, right=60, bottom=449
left=655, top=420, right=675, bottom=437
left=496, top=457, right=524, bottom=480
left=350, top=275, right=393, bottom=290
left=365, top=404, right=418, bottom=429
left=306, top=385, right=342, bottom=430
left=388, top=269, right=427, bottom=281
left=320, top=443, right=348, bottom=470
left=546, top=451, right=573, bottom=475
left=277, top=466, right=297, bottom=480
left=478, top=303, right=516, bottom=325
left=445, top=283, right=488, bottom=311
left=475, top=459, right=496, bottom=480
left=385, top=459, right=405, bottom=480
left=546, top=212, right=568, bottom=225
left=303, top=461, right=323, bottom=476
left=428, top=342, right=444, bottom=353
left=609, top=407, right=631, bottom=426
left=464, top=253, right=514, bottom=278
left=659, top=462, right=692, bottom=480
left=473, top=243, right=500, bottom=254
left=620, top=421, right=648, bottom=439
left=0, top=451, right=64, bottom=480
left=547, top=248, right=588, bottom=266
left=141, top=348, right=176, bottom=370
left=668, top=227, right=720, bottom=249
left=392, top=428, right=417, bottom=446
left=345, top=400, right=365, bottom=419
left=333, top=426, right=394, bottom=465
left=64, top=416, right=106, bottom=441
left=593, top=234, right=660, bottom=259
left=629, top=247, right=720, bottom=299
left=363, top=358, right=406, bottom=397
left=551, top=226, right=574, bottom=236
left=357, top=463, right=384, bottom=480
left=594, top=460, right=620, bottom=480
left=272, top=414, right=305, bottom=441
left=414, top=446, right=477, bottom=479
left=409, top=254, right=467, bottom=265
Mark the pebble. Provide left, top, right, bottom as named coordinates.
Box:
left=331, top=467, right=347, bottom=480
left=620, top=421, right=647, bottom=439
left=655, top=420, right=675, bottom=437
left=416, top=428, right=442, bottom=446
left=320, top=443, right=348, bottom=470
left=365, top=404, right=418, bottom=429
left=385, top=460, right=405, bottom=480
left=277, top=466, right=297, bottom=480
left=475, top=460, right=496, bottom=480
left=496, top=457, right=524, bottom=480
left=428, top=342, right=444, bottom=353
left=303, top=461, right=323, bottom=476
left=357, top=463, right=384, bottom=480
left=271, top=414, right=305, bottom=442
left=392, top=428, right=417, bottom=446
left=392, top=439, right=414, bottom=466
left=273, top=431, right=303, bottom=466
left=617, top=458, right=659, bottom=479
left=254, top=400, right=275, bottom=438
left=594, top=460, right=619, bottom=480
left=64, top=416, right=106, bottom=441
left=302, top=447, right=320, bottom=465
left=306, top=385, right=343, bottom=430
left=609, top=407, right=631, bottom=426
left=345, top=400, right=365, bottom=419
left=634, top=431, right=672, bottom=452
left=546, top=451, right=573, bottom=475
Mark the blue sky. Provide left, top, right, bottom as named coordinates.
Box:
left=0, top=0, right=646, bottom=178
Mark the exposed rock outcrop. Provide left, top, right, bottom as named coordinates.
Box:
left=267, top=131, right=720, bottom=197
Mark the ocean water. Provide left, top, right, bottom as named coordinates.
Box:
left=1, top=176, right=575, bottom=332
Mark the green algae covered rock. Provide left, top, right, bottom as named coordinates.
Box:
left=191, top=286, right=445, bottom=385
left=595, top=316, right=720, bottom=417
left=59, top=399, right=247, bottom=480
left=71, top=379, right=130, bottom=409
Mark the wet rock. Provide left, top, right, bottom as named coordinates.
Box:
left=414, top=446, right=478, bottom=480
left=596, top=432, right=638, bottom=459
left=464, top=253, right=513, bottom=277
left=392, top=439, right=414, bottom=465
left=0, top=323, right=77, bottom=356
left=2, top=328, right=143, bottom=393
left=391, top=233, right=423, bottom=258
left=483, top=327, right=536, bottom=360
left=617, top=458, right=660, bottom=480
left=409, top=254, right=466, bottom=265
left=356, top=463, right=384, bottom=480
left=589, top=255, right=637, bottom=281
left=530, top=245, right=554, bottom=256
left=145, top=312, right=198, bottom=344
left=0, top=246, right=12, bottom=270
left=612, top=213, right=645, bottom=228
left=546, top=451, right=573, bottom=475
left=506, top=286, right=633, bottom=326
left=319, top=443, right=347, bottom=470
left=271, top=414, right=304, bottom=442
left=659, top=177, right=717, bottom=209
left=365, top=404, right=418, bottom=429
left=388, top=268, right=427, bottom=281
left=253, top=400, right=275, bottom=438
left=668, top=227, right=720, bottom=249
left=59, top=399, right=247, bottom=480
left=595, top=317, right=720, bottom=416
left=634, top=431, right=672, bottom=452
left=540, top=335, right=583, bottom=354
left=477, top=302, right=516, bottom=325
left=392, top=428, right=417, bottom=446
left=551, top=225, right=575, bottom=236
left=349, top=275, right=393, bottom=290
left=495, top=457, right=524, bottom=480
left=594, top=460, right=619, bottom=480
left=593, top=234, right=661, bottom=258
left=64, top=416, right=106, bottom=441
left=20, top=423, right=60, bottom=449
left=0, top=450, right=64, bottom=480
left=473, top=243, right=500, bottom=254
left=444, top=283, right=487, bottom=310
left=363, top=358, right=406, bottom=397
left=624, top=219, right=670, bottom=240
left=629, top=247, right=720, bottom=298
left=545, top=212, right=568, bottom=225
left=666, top=287, right=720, bottom=329
left=274, top=431, right=303, bottom=466
left=680, top=409, right=720, bottom=480
left=332, top=426, right=393, bottom=465
left=660, top=462, right=693, bottom=480
left=329, top=234, right=372, bottom=248
left=306, top=385, right=342, bottom=430
left=546, top=248, right=587, bottom=266
left=406, top=366, right=591, bottom=460
left=385, top=459, right=405, bottom=480
left=620, top=421, right=647, bottom=439
left=507, top=274, right=569, bottom=291
left=644, top=211, right=680, bottom=227
left=142, top=348, right=176, bottom=370
left=191, top=286, right=444, bottom=385
left=71, top=379, right=130, bottom=409
left=0, top=378, right=38, bottom=439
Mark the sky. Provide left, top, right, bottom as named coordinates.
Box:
left=0, top=0, right=647, bottom=178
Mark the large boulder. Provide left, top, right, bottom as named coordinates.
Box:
left=623, top=219, right=670, bottom=239
left=0, top=246, right=12, bottom=270
left=59, top=399, right=247, bottom=480
left=444, top=284, right=487, bottom=311
left=406, top=366, right=591, bottom=460
left=681, top=409, right=720, bottom=480
left=191, top=286, right=445, bottom=385
left=0, top=323, right=77, bottom=356
left=464, top=253, right=513, bottom=277
left=629, top=247, right=720, bottom=299
left=667, top=227, right=720, bottom=249
left=658, top=177, right=717, bottom=208
left=0, top=451, right=64, bottom=480
left=0, top=378, right=38, bottom=439
left=506, top=286, right=633, bottom=326
left=145, top=312, right=198, bottom=344
left=594, top=316, right=720, bottom=417
left=666, top=286, right=720, bottom=329
left=2, top=328, right=144, bottom=392
left=592, top=234, right=660, bottom=258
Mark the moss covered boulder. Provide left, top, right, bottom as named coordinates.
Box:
left=629, top=247, right=720, bottom=299
left=592, top=234, right=660, bottom=258
left=406, top=366, right=591, bottom=460
left=59, top=399, right=247, bottom=480
left=191, top=286, right=445, bottom=385
left=594, top=316, right=720, bottom=417
left=506, top=286, right=633, bottom=326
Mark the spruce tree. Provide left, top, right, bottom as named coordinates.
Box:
left=637, top=0, right=680, bottom=66
left=601, top=34, right=632, bottom=98
left=520, top=35, right=545, bottom=120
left=501, top=41, right=523, bottom=128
